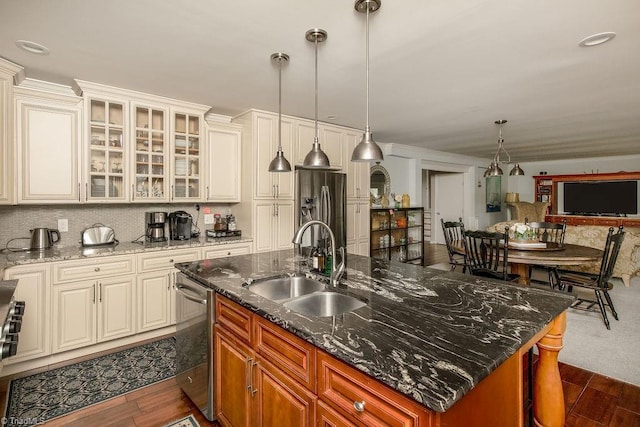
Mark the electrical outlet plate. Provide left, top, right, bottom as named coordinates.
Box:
left=58, top=218, right=69, bottom=232
left=204, top=214, right=214, bottom=225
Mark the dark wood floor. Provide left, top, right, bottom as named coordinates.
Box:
left=3, top=245, right=638, bottom=426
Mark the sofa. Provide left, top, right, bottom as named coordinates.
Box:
left=489, top=221, right=640, bottom=287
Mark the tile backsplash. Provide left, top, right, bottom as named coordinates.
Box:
left=0, top=203, right=233, bottom=249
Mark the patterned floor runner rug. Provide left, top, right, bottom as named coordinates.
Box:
left=165, top=414, right=200, bottom=427
left=4, top=337, right=176, bottom=424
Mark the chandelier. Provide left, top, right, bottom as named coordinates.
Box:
left=484, top=119, right=524, bottom=177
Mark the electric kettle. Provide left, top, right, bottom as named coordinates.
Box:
left=30, top=228, right=61, bottom=251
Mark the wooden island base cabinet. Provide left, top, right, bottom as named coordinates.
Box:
left=214, top=294, right=566, bottom=427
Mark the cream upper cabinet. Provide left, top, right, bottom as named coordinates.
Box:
left=206, top=120, right=242, bottom=202
left=85, top=96, right=129, bottom=202
left=294, top=120, right=344, bottom=170
left=74, top=80, right=210, bottom=204
left=171, top=108, right=207, bottom=201
left=0, top=59, right=23, bottom=205
left=294, top=119, right=316, bottom=166
left=2, top=263, right=51, bottom=364
left=253, top=200, right=294, bottom=253
left=235, top=110, right=294, bottom=200
left=346, top=200, right=370, bottom=256
left=321, top=124, right=344, bottom=170
left=131, top=102, right=169, bottom=202
left=15, top=80, right=83, bottom=204
left=343, top=129, right=370, bottom=200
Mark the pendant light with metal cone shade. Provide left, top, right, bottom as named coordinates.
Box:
left=351, top=0, right=384, bottom=163
left=303, top=28, right=331, bottom=168
left=268, top=52, right=292, bottom=172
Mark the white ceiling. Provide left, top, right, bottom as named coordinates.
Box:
left=1, top=0, right=639, bottom=163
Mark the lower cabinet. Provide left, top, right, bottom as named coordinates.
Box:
left=52, top=275, right=135, bottom=353
left=317, top=401, right=357, bottom=427
left=215, top=295, right=317, bottom=427
left=2, top=263, right=51, bottom=364
left=214, top=294, right=431, bottom=427
left=136, top=247, right=202, bottom=330
left=136, top=271, right=174, bottom=332
left=215, top=327, right=254, bottom=427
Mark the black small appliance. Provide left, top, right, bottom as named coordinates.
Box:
left=168, top=211, right=193, bottom=240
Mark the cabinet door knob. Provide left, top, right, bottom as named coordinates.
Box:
left=94, top=267, right=100, bottom=272
left=353, top=400, right=366, bottom=412
left=169, top=259, right=174, bottom=263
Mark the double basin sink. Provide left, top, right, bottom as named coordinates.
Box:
left=243, top=274, right=366, bottom=317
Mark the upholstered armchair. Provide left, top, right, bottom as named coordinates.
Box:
left=507, top=201, right=549, bottom=223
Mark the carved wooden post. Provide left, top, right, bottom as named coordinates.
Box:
left=534, top=312, right=566, bottom=427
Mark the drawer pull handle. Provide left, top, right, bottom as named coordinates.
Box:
left=353, top=400, right=366, bottom=412
left=94, top=267, right=100, bottom=272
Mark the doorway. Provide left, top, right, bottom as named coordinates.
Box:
left=431, top=172, right=465, bottom=244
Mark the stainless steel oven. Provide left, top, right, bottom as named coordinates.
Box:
left=174, top=273, right=216, bottom=421
left=0, top=280, right=24, bottom=371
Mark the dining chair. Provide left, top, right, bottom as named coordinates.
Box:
left=462, top=227, right=519, bottom=282
left=441, top=218, right=467, bottom=273
left=528, top=220, right=567, bottom=287
left=553, top=226, right=625, bottom=330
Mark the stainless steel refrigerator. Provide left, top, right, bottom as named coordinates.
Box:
left=295, top=167, right=346, bottom=256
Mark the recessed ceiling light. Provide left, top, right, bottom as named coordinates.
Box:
left=15, top=40, right=50, bottom=55
left=578, top=32, right=616, bottom=47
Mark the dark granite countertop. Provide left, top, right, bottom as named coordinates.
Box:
left=0, top=237, right=253, bottom=275
left=176, top=249, right=575, bottom=413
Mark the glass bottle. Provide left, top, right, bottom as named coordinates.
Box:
left=399, top=246, right=407, bottom=262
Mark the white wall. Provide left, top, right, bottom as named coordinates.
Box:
left=506, top=154, right=640, bottom=203
left=378, top=143, right=503, bottom=230
left=378, top=147, right=640, bottom=231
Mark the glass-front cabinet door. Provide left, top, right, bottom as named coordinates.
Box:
left=171, top=112, right=201, bottom=200
left=133, top=105, right=168, bottom=202
left=88, top=99, right=126, bottom=201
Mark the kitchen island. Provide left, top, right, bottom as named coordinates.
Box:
left=176, top=249, right=574, bottom=427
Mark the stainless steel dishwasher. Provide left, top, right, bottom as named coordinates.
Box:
left=175, top=272, right=216, bottom=421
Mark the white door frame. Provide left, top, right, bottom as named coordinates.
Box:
left=421, top=160, right=475, bottom=244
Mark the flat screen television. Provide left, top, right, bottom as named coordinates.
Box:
left=559, top=180, right=638, bottom=216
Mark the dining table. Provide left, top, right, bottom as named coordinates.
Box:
left=452, top=241, right=604, bottom=286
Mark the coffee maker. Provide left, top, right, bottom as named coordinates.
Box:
left=145, top=212, right=167, bottom=242
left=168, top=211, right=193, bottom=240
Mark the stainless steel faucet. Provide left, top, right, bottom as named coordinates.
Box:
left=292, top=220, right=345, bottom=286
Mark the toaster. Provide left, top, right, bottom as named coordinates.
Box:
left=81, top=225, right=117, bottom=247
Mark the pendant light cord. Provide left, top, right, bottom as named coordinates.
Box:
left=314, top=37, right=319, bottom=142
left=278, top=59, right=283, bottom=151
left=365, top=2, right=370, bottom=130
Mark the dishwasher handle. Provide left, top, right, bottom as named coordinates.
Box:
left=174, top=282, right=208, bottom=305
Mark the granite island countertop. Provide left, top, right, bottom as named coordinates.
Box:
left=0, top=237, right=253, bottom=276
left=176, top=249, right=575, bottom=413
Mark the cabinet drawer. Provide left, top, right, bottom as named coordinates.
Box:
left=255, top=316, right=316, bottom=392
left=215, top=294, right=252, bottom=344
left=317, top=352, right=432, bottom=427
left=137, top=248, right=201, bottom=272
left=53, top=255, right=135, bottom=283
left=202, top=243, right=251, bottom=259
